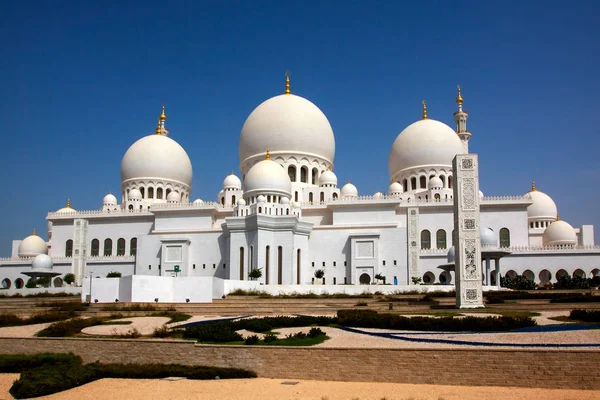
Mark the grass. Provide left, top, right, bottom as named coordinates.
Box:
left=486, top=311, right=541, bottom=318
left=152, top=311, right=191, bottom=324
left=0, top=311, right=77, bottom=327
left=198, top=334, right=329, bottom=346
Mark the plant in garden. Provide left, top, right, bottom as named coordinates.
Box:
left=314, top=269, right=325, bottom=279
left=248, top=268, right=262, bottom=281
left=106, top=271, right=122, bottom=278
left=63, top=273, right=76, bottom=285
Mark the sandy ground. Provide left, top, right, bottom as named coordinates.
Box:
left=81, top=317, right=170, bottom=336
left=0, top=376, right=596, bottom=400
left=0, top=323, right=50, bottom=338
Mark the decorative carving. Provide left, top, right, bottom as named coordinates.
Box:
left=464, top=239, right=477, bottom=279
left=465, top=289, right=478, bottom=300
left=356, top=241, right=374, bottom=258
left=462, top=179, right=475, bottom=209
left=410, top=210, right=416, bottom=215
left=461, top=159, right=473, bottom=169
left=464, top=219, right=475, bottom=230
left=411, top=241, right=417, bottom=247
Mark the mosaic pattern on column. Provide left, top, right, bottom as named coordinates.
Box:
left=407, top=207, right=420, bottom=284
left=72, top=219, right=89, bottom=285
left=452, top=154, right=484, bottom=308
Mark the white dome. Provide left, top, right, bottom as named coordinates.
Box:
left=223, top=174, right=242, bottom=190
left=18, top=233, right=48, bottom=258
left=237, top=198, right=247, bottom=206
left=428, top=175, right=443, bottom=190
left=121, top=134, right=193, bottom=187
left=32, top=254, right=53, bottom=270
left=447, top=246, right=455, bottom=263
left=388, top=182, right=403, bottom=195
left=167, top=191, right=181, bottom=202
left=373, top=191, right=384, bottom=199
left=129, top=188, right=142, bottom=200
left=281, top=197, right=290, bottom=205
left=193, top=198, right=204, bottom=205
left=243, top=159, right=292, bottom=197
left=257, top=195, right=266, bottom=203
left=543, top=220, right=577, bottom=247
left=527, top=189, right=558, bottom=221
left=479, top=190, right=484, bottom=199
left=103, top=193, right=117, bottom=205
left=239, top=94, right=335, bottom=164
left=341, top=182, right=358, bottom=198
left=389, top=119, right=464, bottom=177
left=319, top=170, right=338, bottom=187
left=56, top=200, right=76, bottom=214
left=293, top=201, right=301, bottom=208
left=480, top=228, right=497, bottom=247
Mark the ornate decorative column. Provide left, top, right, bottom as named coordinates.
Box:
left=407, top=207, right=420, bottom=284
left=452, top=154, right=484, bottom=308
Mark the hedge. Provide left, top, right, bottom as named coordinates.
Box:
left=569, top=309, right=600, bottom=322
left=1, top=353, right=256, bottom=399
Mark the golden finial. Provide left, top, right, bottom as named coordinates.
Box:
left=155, top=118, right=161, bottom=135
left=456, top=85, right=463, bottom=105
left=556, top=213, right=560, bottom=221
left=66, top=198, right=71, bottom=208
left=284, top=72, right=291, bottom=94
left=422, top=100, right=428, bottom=120
left=531, top=181, right=536, bottom=192
left=265, top=149, right=271, bottom=160
left=33, top=228, right=37, bottom=236
left=159, top=104, right=167, bottom=121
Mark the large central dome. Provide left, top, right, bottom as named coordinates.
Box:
left=388, top=119, right=464, bottom=177
left=239, top=94, right=336, bottom=165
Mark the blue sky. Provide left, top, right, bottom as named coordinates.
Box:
left=2, top=1, right=599, bottom=255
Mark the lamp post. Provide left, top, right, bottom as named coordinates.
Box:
left=89, top=271, right=93, bottom=303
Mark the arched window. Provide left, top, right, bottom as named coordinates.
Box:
left=288, top=165, right=296, bottom=182
left=448, top=176, right=453, bottom=189
left=312, top=168, right=319, bottom=185
left=117, top=238, right=126, bottom=256
left=420, top=230, right=431, bottom=250
left=403, top=179, right=408, bottom=191
left=420, top=176, right=427, bottom=188
left=128, top=204, right=133, bottom=211
left=221, top=197, right=225, bottom=206
left=232, top=195, right=236, bottom=206
left=436, top=229, right=447, bottom=249
left=104, top=238, right=113, bottom=256
left=130, top=238, right=137, bottom=256
left=277, top=246, right=283, bottom=284
left=140, top=187, right=145, bottom=198
left=157, top=188, right=163, bottom=199
left=309, top=193, right=314, bottom=203
left=301, top=166, right=308, bottom=183
left=294, top=192, right=299, bottom=202
left=411, top=177, right=417, bottom=190
left=239, top=247, right=245, bottom=280
left=434, top=193, right=441, bottom=200
left=499, top=228, right=510, bottom=248
left=265, top=246, right=270, bottom=284
left=332, top=192, right=338, bottom=200
left=65, top=240, right=73, bottom=257
left=297, top=249, right=301, bottom=284
left=166, top=188, right=171, bottom=197
left=320, top=192, right=325, bottom=203
left=148, top=187, right=154, bottom=199
left=258, top=207, right=262, bottom=213
left=91, top=239, right=100, bottom=256
left=440, top=175, right=446, bottom=187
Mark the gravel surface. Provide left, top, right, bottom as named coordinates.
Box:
left=81, top=317, right=170, bottom=336
left=0, top=374, right=17, bottom=400
left=10, top=377, right=596, bottom=400
left=0, top=323, right=51, bottom=338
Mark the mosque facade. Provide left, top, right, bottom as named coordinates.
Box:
left=1, top=77, right=599, bottom=298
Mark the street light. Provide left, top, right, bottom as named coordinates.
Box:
left=88, top=271, right=93, bottom=303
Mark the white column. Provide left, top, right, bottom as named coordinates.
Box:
left=486, top=258, right=491, bottom=286
left=495, top=258, right=501, bottom=289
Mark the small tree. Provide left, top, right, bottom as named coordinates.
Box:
left=314, top=269, right=325, bottom=279
left=411, top=277, right=422, bottom=285
left=64, top=273, right=76, bottom=285
left=248, top=268, right=262, bottom=281
left=25, top=278, right=38, bottom=288
left=374, top=273, right=386, bottom=284
left=106, top=271, right=122, bottom=278
left=37, top=276, right=50, bottom=286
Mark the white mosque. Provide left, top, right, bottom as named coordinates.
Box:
left=1, top=76, right=599, bottom=301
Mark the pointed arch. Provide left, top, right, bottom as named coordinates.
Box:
left=420, top=230, right=431, bottom=250
left=436, top=229, right=447, bottom=249
left=499, top=228, right=510, bottom=248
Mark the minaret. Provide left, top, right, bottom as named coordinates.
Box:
left=155, top=105, right=168, bottom=136
left=454, top=85, right=470, bottom=153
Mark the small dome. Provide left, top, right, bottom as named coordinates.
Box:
left=527, top=188, right=558, bottom=221
left=389, top=119, right=464, bottom=177
left=373, top=191, right=384, bottom=199
left=56, top=199, right=76, bottom=214
left=32, top=254, right=53, bottom=270
left=257, top=195, right=266, bottom=203
left=293, top=201, right=301, bottom=208
left=47, top=221, right=52, bottom=232
left=543, top=220, right=577, bottom=247
left=319, top=170, right=338, bottom=187
left=428, top=176, right=443, bottom=190
left=388, top=182, right=403, bottom=195
left=341, top=182, right=358, bottom=198
left=167, top=191, right=181, bottom=202
left=237, top=198, right=247, bottom=206
left=223, top=173, right=242, bottom=190
left=480, top=228, right=497, bottom=247
left=192, top=198, right=204, bottom=205
left=447, top=246, right=455, bottom=263
left=121, top=134, right=193, bottom=188
left=281, top=197, right=290, bottom=205
left=239, top=94, right=336, bottom=165
left=129, top=188, right=142, bottom=200
left=18, top=232, right=48, bottom=258
left=243, top=158, right=292, bottom=198
left=103, top=193, right=117, bottom=205
left=479, top=190, right=484, bottom=199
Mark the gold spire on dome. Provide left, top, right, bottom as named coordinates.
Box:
left=422, top=100, right=428, bottom=120
left=557, top=213, right=561, bottom=221
left=456, top=85, right=463, bottom=105
left=284, top=72, right=291, bottom=94
left=66, top=199, right=71, bottom=208
left=33, top=228, right=37, bottom=236
left=159, top=104, right=167, bottom=121
left=265, top=149, right=271, bottom=160
left=155, top=119, right=161, bottom=135
left=531, top=181, right=537, bottom=192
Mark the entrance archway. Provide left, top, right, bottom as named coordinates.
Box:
left=359, top=273, right=371, bottom=284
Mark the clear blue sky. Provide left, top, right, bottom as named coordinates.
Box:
left=2, top=0, right=599, bottom=255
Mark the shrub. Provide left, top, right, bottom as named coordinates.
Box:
left=374, top=274, right=386, bottom=284
left=337, top=309, right=535, bottom=332
left=554, top=275, right=591, bottom=289
left=0, top=311, right=76, bottom=328
left=36, top=317, right=106, bottom=337
left=244, top=335, right=259, bottom=345
left=550, top=294, right=600, bottom=303
left=106, top=271, right=122, bottom=278
left=101, top=304, right=157, bottom=312
left=569, top=309, right=600, bottom=322
left=152, top=326, right=170, bottom=338
left=411, top=277, right=422, bottom=285
left=25, top=278, right=37, bottom=289
left=308, top=327, right=325, bottom=337
left=182, top=322, right=243, bottom=342
left=248, top=268, right=262, bottom=280
left=63, top=273, right=76, bottom=285
left=355, top=302, right=368, bottom=306
left=314, top=269, right=325, bottom=279
left=500, top=275, right=536, bottom=290
left=263, top=334, right=277, bottom=343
